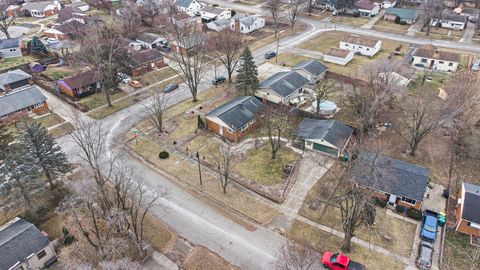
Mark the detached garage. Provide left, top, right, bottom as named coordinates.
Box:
left=294, top=118, right=354, bottom=157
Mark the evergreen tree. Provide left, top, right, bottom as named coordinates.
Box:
left=19, top=122, right=69, bottom=189
left=236, top=46, right=259, bottom=96
left=27, top=36, right=47, bottom=55
left=0, top=124, right=13, bottom=160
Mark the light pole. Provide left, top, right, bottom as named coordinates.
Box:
left=196, top=151, right=202, bottom=187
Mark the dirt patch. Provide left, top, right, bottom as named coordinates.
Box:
left=182, top=246, right=239, bottom=270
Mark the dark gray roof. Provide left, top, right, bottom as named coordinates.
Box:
left=0, top=69, right=31, bottom=90
left=259, top=71, right=309, bottom=98
left=67, top=1, right=89, bottom=8
left=0, top=85, right=47, bottom=117
left=385, top=7, right=417, bottom=20
left=206, top=96, right=262, bottom=130
left=438, top=10, right=468, bottom=23
left=0, top=218, right=51, bottom=270
left=351, top=151, right=429, bottom=201
left=137, top=32, right=165, bottom=44
left=292, top=60, right=328, bottom=77
left=0, top=38, right=21, bottom=49
left=462, top=182, right=480, bottom=224
left=21, top=1, right=53, bottom=11
left=176, top=0, right=193, bottom=8
left=295, top=118, right=353, bottom=149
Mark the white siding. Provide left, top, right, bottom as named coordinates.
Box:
left=339, top=40, right=381, bottom=57
left=411, top=56, right=459, bottom=72
left=323, top=52, right=354, bottom=65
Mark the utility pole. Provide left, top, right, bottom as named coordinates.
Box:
left=196, top=151, right=202, bottom=186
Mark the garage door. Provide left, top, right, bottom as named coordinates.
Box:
left=313, top=143, right=339, bottom=156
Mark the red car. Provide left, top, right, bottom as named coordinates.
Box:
left=321, top=252, right=366, bottom=270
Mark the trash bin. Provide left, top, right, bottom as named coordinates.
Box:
left=438, top=212, right=446, bottom=227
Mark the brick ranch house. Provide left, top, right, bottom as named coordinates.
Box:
left=205, top=96, right=262, bottom=143
left=0, top=69, right=33, bottom=94
left=456, top=182, right=480, bottom=237
left=0, top=85, right=49, bottom=124
left=350, top=151, right=429, bottom=211
left=128, top=49, right=166, bottom=76
left=57, top=71, right=101, bottom=98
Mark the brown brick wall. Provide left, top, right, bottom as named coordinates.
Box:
left=58, top=84, right=76, bottom=97
left=32, top=102, right=49, bottom=114
left=397, top=200, right=422, bottom=211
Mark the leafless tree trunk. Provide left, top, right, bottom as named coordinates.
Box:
left=262, top=105, right=292, bottom=160
left=313, top=78, right=336, bottom=115
left=307, top=0, right=314, bottom=15
left=266, top=0, right=282, bottom=37
left=116, top=0, right=142, bottom=39
left=288, top=0, right=305, bottom=30
left=276, top=241, right=321, bottom=270
left=164, top=20, right=208, bottom=102
left=421, top=0, right=444, bottom=36
left=0, top=8, right=15, bottom=39
left=209, top=29, right=243, bottom=83
left=144, top=87, right=168, bottom=133
left=212, top=144, right=236, bottom=193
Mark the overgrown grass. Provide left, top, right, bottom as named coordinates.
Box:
left=443, top=230, right=480, bottom=269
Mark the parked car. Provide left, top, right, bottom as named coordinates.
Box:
left=47, top=38, right=59, bottom=44
left=421, top=210, right=438, bottom=242
left=129, top=80, right=142, bottom=89
left=163, top=83, right=179, bottom=93
left=117, top=73, right=131, bottom=84
left=264, top=51, right=277, bottom=59
left=416, top=241, right=434, bottom=270
left=321, top=252, right=366, bottom=270
left=212, top=76, right=226, bottom=85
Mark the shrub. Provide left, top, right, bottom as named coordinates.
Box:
left=62, top=227, right=76, bottom=245
left=399, top=21, right=407, bottom=25
left=159, top=151, right=169, bottom=159
left=395, top=204, right=407, bottom=214
left=375, top=198, right=388, bottom=208
left=394, top=16, right=401, bottom=24
left=407, top=208, right=423, bottom=220
left=353, top=12, right=360, bottom=18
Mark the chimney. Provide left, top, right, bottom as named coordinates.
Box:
left=234, top=19, right=240, bottom=33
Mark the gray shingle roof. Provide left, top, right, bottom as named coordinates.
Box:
left=462, top=182, right=480, bottom=224
left=176, top=0, right=193, bottom=8
left=0, top=218, right=51, bottom=270
left=259, top=71, right=309, bottom=98
left=292, top=60, right=328, bottom=77
left=0, top=85, right=47, bottom=117
left=21, top=1, right=53, bottom=11
left=295, top=118, right=353, bottom=149
left=351, top=151, right=429, bottom=201
left=239, top=16, right=258, bottom=26
left=0, top=69, right=31, bottom=90
left=137, top=32, right=164, bottom=44
left=206, top=96, right=262, bottom=130
left=0, top=38, right=21, bottom=49
left=385, top=7, right=417, bottom=21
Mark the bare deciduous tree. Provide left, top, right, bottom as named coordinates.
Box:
left=0, top=3, right=16, bottom=39
left=212, top=144, right=236, bottom=193
left=116, top=0, right=142, bottom=39
left=276, top=241, right=321, bottom=270
left=209, top=28, right=243, bottom=83
left=421, top=0, right=444, bottom=36
left=312, top=78, right=336, bottom=115
left=288, top=0, right=305, bottom=30
left=144, top=87, right=168, bottom=133
left=266, top=0, right=282, bottom=37
left=165, top=20, right=208, bottom=102
left=262, top=105, right=292, bottom=160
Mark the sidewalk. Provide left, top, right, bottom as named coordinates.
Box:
left=360, top=11, right=386, bottom=30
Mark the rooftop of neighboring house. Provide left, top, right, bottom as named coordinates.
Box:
left=66, top=0, right=89, bottom=8
left=239, top=15, right=260, bottom=26
left=129, top=49, right=164, bottom=67
left=172, top=11, right=191, bottom=20
left=354, top=0, right=376, bottom=11
left=201, top=6, right=226, bottom=15
left=121, top=37, right=141, bottom=47
left=392, top=62, right=417, bottom=79
left=206, top=96, right=262, bottom=130
left=0, top=69, right=31, bottom=90
left=259, top=71, right=309, bottom=98
left=21, top=1, right=56, bottom=11
left=292, top=60, right=328, bottom=77
left=0, top=38, right=21, bottom=49
left=437, top=9, right=468, bottom=22
left=461, top=8, right=480, bottom=16
left=176, top=0, right=194, bottom=8
left=461, top=182, right=480, bottom=224
left=58, top=6, right=86, bottom=23
left=351, top=151, right=429, bottom=202
left=173, top=33, right=204, bottom=49
left=295, top=118, right=353, bottom=149
left=0, top=218, right=51, bottom=270
left=136, top=32, right=165, bottom=44
left=413, top=45, right=460, bottom=62
left=0, top=85, right=47, bottom=117
left=385, top=7, right=417, bottom=20
left=59, top=70, right=98, bottom=89
left=49, top=20, right=86, bottom=35
left=324, top=47, right=352, bottom=58
left=209, top=18, right=230, bottom=27
left=315, top=0, right=342, bottom=9
left=341, top=35, right=380, bottom=48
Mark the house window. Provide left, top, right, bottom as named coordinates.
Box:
left=448, top=63, right=453, bottom=66
left=421, top=58, right=428, bottom=63
left=366, top=48, right=370, bottom=51
left=9, top=48, right=16, bottom=52
left=400, top=197, right=416, bottom=205
left=240, top=124, right=248, bottom=131
left=37, top=250, right=47, bottom=259
left=306, top=141, right=312, bottom=146
left=345, top=44, right=349, bottom=47
left=439, top=61, right=444, bottom=64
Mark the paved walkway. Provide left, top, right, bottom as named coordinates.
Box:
left=460, top=23, right=476, bottom=43
left=38, top=87, right=91, bottom=123
left=142, top=251, right=179, bottom=270
left=361, top=10, right=386, bottom=29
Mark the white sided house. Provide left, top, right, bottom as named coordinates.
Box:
left=412, top=45, right=460, bottom=72
left=256, top=71, right=309, bottom=105
left=230, top=13, right=265, bottom=34
left=323, top=47, right=354, bottom=65
left=207, top=19, right=230, bottom=32
left=430, top=10, right=468, bottom=30
left=21, top=1, right=61, bottom=18
left=291, top=59, right=328, bottom=84
left=340, top=35, right=382, bottom=57
left=175, top=0, right=202, bottom=16
left=200, top=6, right=231, bottom=23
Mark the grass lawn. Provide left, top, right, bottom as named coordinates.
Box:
left=443, top=230, right=480, bottom=269
left=408, top=72, right=448, bottom=95
left=167, top=115, right=198, bottom=143
left=78, top=91, right=128, bottom=111
left=6, top=113, right=66, bottom=136
left=87, top=96, right=134, bottom=119
left=128, top=137, right=277, bottom=224
left=372, top=19, right=411, bottom=35
left=43, top=67, right=75, bottom=80
left=183, top=247, right=238, bottom=270
left=0, top=55, right=40, bottom=71
left=290, top=220, right=406, bottom=270
left=267, top=52, right=316, bottom=67
left=235, top=144, right=299, bottom=186
left=48, top=122, right=75, bottom=138
left=330, top=16, right=370, bottom=27
left=138, top=67, right=179, bottom=86
left=143, top=213, right=173, bottom=252
left=415, top=28, right=463, bottom=41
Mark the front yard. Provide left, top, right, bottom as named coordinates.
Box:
left=372, top=19, right=411, bottom=35
left=77, top=91, right=128, bottom=111
left=330, top=16, right=371, bottom=27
